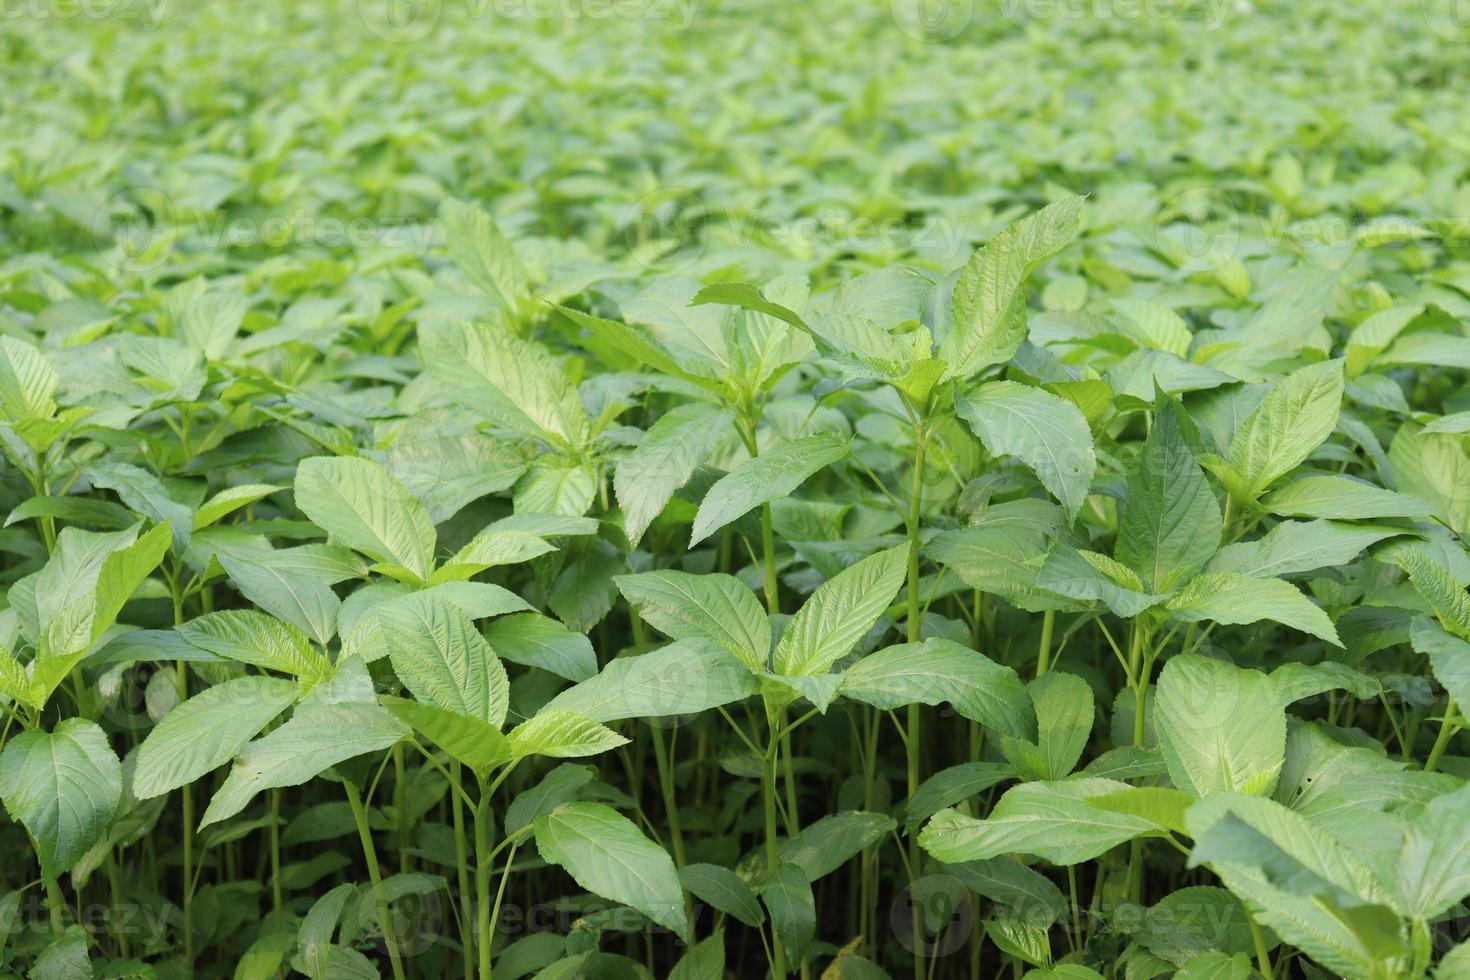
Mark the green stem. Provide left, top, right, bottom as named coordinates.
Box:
left=475, top=786, right=494, bottom=980
left=1246, top=906, right=1273, bottom=979
left=451, top=764, right=474, bottom=980
left=763, top=715, right=787, bottom=977
left=44, top=877, right=66, bottom=937
left=905, top=423, right=929, bottom=980
left=1036, top=609, right=1056, bottom=678
left=1425, top=699, right=1460, bottom=774
left=176, top=660, right=195, bottom=964
left=651, top=725, right=687, bottom=868
left=346, top=780, right=407, bottom=980
left=269, top=789, right=283, bottom=930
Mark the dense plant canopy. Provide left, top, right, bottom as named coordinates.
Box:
left=3, top=1, right=1470, bottom=978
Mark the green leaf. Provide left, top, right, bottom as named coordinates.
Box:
left=615, top=570, right=771, bottom=673
left=419, top=319, right=589, bottom=450
left=999, top=671, right=1094, bottom=780
left=89, top=520, right=172, bottom=645
left=669, top=931, right=724, bottom=980
left=380, top=697, right=511, bottom=774
left=616, top=404, right=735, bottom=544
left=772, top=545, right=907, bottom=676
left=1395, top=782, right=1470, bottom=918
left=690, top=434, right=849, bottom=545
left=1395, top=544, right=1470, bottom=640
left=378, top=592, right=509, bottom=725
left=678, top=864, right=764, bottom=928
left=534, top=802, right=689, bottom=940
left=842, top=638, right=1034, bottom=739
left=543, top=639, right=759, bottom=722
left=1155, top=654, right=1286, bottom=798
left=759, top=864, right=816, bottom=966
left=134, top=676, right=299, bottom=799
left=505, top=765, right=594, bottom=838
left=193, top=484, right=283, bottom=531
left=0, top=719, right=121, bottom=878
left=431, top=529, right=555, bottom=583
left=777, top=811, right=895, bottom=881
left=0, top=335, right=58, bottom=423
left=1207, top=519, right=1407, bottom=580
left=1086, top=786, right=1194, bottom=836
left=482, top=613, right=596, bottom=683
left=4, top=495, right=135, bottom=531
left=201, top=701, right=407, bottom=828
left=1227, top=360, right=1345, bottom=501
left=1389, top=424, right=1470, bottom=535
left=920, top=779, right=1159, bottom=866
left=84, top=461, right=193, bottom=552
left=956, top=380, right=1096, bottom=520
left=294, top=455, right=436, bottom=585
left=1116, top=394, right=1221, bottom=592
left=440, top=198, right=531, bottom=311
left=904, top=762, right=1015, bottom=834
left=507, top=710, right=628, bottom=760
left=215, top=543, right=344, bottom=647
left=178, top=610, right=332, bottom=683
left=939, top=196, right=1084, bottom=380
left=1261, top=475, right=1430, bottom=520
left=1166, top=572, right=1341, bottom=646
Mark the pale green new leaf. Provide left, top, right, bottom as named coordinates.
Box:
left=939, top=196, right=1084, bottom=380
left=177, top=610, right=331, bottom=682
left=419, top=319, right=589, bottom=449
left=378, top=592, right=509, bottom=726
left=0, top=335, right=58, bottom=422
left=508, top=710, right=628, bottom=760
left=440, top=198, right=531, bottom=310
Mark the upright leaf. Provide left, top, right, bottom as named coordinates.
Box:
left=772, top=545, right=907, bottom=676
left=691, top=434, right=849, bottom=545
left=1155, top=655, right=1287, bottom=798
left=294, top=456, right=436, bottom=585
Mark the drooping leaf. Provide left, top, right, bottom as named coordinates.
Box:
left=534, top=803, right=689, bottom=940
left=134, top=676, right=299, bottom=799
left=615, top=570, right=770, bottom=672
left=956, top=380, right=1096, bottom=520
left=294, top=455, right=436, bottom=585
left=616, top=404, right=735, bottom=544
left=690, top=434, right=849, bottom=545
left=842, top=638, right=1034, bottom=739
left=1166, top=572, right=1341, bottom=646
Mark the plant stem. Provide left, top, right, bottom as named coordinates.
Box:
left=651, top=725, right=687, bottom=868
left=269, top=789, right=283, bottom=929
left=451, top=764, right=474, bottom=980
left=1246, top=906, right=1273, bottom=979
left=1036, top=609, right=1056, bottom=677
left=763, top=713, right=787, bottom=977
left=175, top=661, right=195, bottom=964
left=345, top=779, right=407, bottom=980
left=905, top=424, right=929, bottom=980
left=1425, top=698, right=1460, bottom=773
left=474, top=786, right=494, bottom=980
